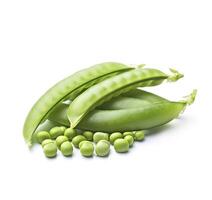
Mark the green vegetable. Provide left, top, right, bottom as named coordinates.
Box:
left=114, top=139, right=129, bottom=153
left=109, top=132, right=123, bottom=144
left=23, top=62, right=132, bottom=146
left=82, top=131, right=93, bottom=141
left=123, top=131, right=135, bottom=138
left=93, top=132, right=109, bottom=143
left=60, top=141, right=73, bottom=156
left=49, top=126, right=65, bottom=139
left=72, top=135, right=86, bottom=148
left=36, top=131, right=50, bottom=143
left=135, top=131, right=145, bottom=141
left=56, top=136, right=68, bottom=149
left=80, top=141, right=94, bottom=157
left=124, top=135, right=134, bottom=146
left=43, top=143, right=57, bottom=158
left=95, top=140, right=110, bottom=157
left=41, top=139, right=54, bottom=147
left=64, top=128, right=77, bottom=140
left=67, top=68, right=183, bottom=128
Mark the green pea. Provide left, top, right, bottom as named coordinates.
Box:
left=36, top=131, right=50, bottom=143
left=123, top=131, right=135, bottom=138
left=43, top=143, right=57, bottom=158
left=56, top=136, right=68, bottom=149
left=72, top=135, right=86, bottom=148
left=49, top=126, right=65, bottom=139
left=93, top=132, right=109, bottom=143
left=83, top=131, right=93, bottom=141
left=41, top=139, right=54, bottom=147
left=135, top=131, right=145, bottom=141
left=64, top=128, right=77, bottom=140
left=114, top=139, right=129, bottom=153
left=60, top=141, right=73, bottom=156
left=79, top=140, right=89, bottom=149
left=80, top=141, right=94, bottom=157
left=109, top=132, right=123, bottom=144
left=124, top=135, right=134, bottom=147
left=95, top=140, right=110, bottom=157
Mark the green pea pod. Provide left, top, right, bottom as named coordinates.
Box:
left=67, top=68, right=183, bottom=128
left=23, top=62, right=132, bottom=147
left=48, top=89, right=171, bottom=127
left=77, top=90, right=197, bottom=132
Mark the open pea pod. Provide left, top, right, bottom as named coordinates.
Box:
left=77, top=90, right=197, bottom=132
left=67, top=68, right=184, bottom=128
left=23, top=62, right=133, bottom=147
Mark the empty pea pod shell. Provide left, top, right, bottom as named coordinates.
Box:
left=23, top=62, right=132, bottom=146
left=67, top=68, right=183, bottom=128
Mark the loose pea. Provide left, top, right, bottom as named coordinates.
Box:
left=72, top=135, right=86, bottom=148
left=79, top=140, right=90, bottom=149
left=109, top=132, right=123, bottom=144
left=124, top=135, right=134, bottom=147
left=80, top=141, right=94, bottom=157
left=36, top=131, right=50, bottom=143
left=93, top=132, right=109, bottom=143
left=64, top=128, right=77, bottom=140
left=114, top=139, right=129, bottom=153
left=60, top=141, right=73, bottom=156
left=43, top=143, right=57, bottom=158
left=83, top=131, right=93, bottom=141
left=41, top=139, right=54, bottom=147
left=95, top=140, right=110, bottom=157
left=56, top=136, right=68, bottom=149
left=123, top=131, right=135, bottom=138
left=135, top=131, right=145, bottom=141
left=49, top=126, right=65, bottom=139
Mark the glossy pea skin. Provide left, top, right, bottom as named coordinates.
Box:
left=43, top=143, right=57, bottom=158
left=95, top=140, right=110, bottom=157
left=49, top=126, right=65, bottom=139
left=56, top=136, right=68, bottom=149
left=80, top=141, right=94, bottom=157
left=60, top=141, right=73, bottom=156
left=114, top=139, right=129, bottom=153
left=23, top=62, right=132, bottom=146
left=64, top=128, right=77, bottom=140
left=123, top=131, right=135, bottom=138
left=72, top=135, right=86, bottom=148
left=135, top=131, right=145, bottom=141
left=109, top=132, right=123, bottom=144
left=124, top=135, right=134, bottom=147
left=41, top=139, right=54, bottom=147
left=68, top=68, right=170, bottom=128
left=82, top=131, right=93, bottom=141
left=93, top=132, right=109, bottom=143
left=36, top=131, right=50, bottom=143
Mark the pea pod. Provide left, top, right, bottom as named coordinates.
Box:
left=77, top=90, right=197, bottom=132
left=23, top=62, right=132, bottom=146
left=67, top=68, right=183, bottom=128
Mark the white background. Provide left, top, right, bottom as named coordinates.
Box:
left=0, top=0, right=211, bottom=199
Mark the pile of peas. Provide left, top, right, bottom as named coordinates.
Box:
left=36, top=126, right=145, bottom=158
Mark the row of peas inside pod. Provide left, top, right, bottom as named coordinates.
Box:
left=36, top=126, right=145, bottom=158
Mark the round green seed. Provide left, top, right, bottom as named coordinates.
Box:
left=41, top=139, right=54, bottom=147
left=109, top=132, right=123, bottom=144
left=124, top=135, right=134, bottom=147
left=64, top=128, right=77, bottom=140
left=93, top=132, right=109, bottom=143
left=36, top=131, right=50, bottom=143
left=83, top=131, right=94, bottom=141
left=43, top=143, right=57, bottom=158
left=56, top=136, right=68, bottom=149
left=95, top=140, right=110, bottom=157
left=80, top=141, right=94, bottom=157
left=72, top=135, right=86, bottom=148
left=114, top=138, right=129, bottom=153
left=123, top=131, right=135, bottom=138
left=135, top=131, right=145, bottom=141
left=60, top=141, right=73, bottom=156
left=49, top=126, right=65, bottom=139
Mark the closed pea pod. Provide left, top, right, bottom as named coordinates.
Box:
left=23, top=62, right=132, bottom=146
left=67, top=68, right=183, bottom=128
